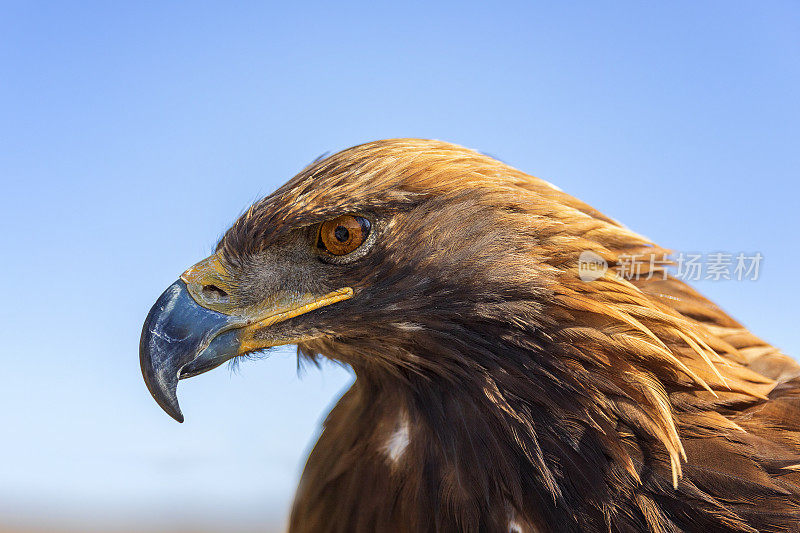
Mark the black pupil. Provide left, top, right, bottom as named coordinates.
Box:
left=334, top=225, right=350, bottom=242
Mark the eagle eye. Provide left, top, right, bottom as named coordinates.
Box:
left=318, top=215, right=371, bottom=256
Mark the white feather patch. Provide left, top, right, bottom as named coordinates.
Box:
left=383, top=414, right=410, bottom=464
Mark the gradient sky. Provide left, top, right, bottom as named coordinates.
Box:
left=1, top=2, right=798, bottom=531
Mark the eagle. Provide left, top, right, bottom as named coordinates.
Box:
left=140, top=139, right=800, bottom=532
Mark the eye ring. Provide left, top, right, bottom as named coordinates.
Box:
left=317, top=215, right=372, bottom=256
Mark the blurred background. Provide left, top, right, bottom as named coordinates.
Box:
left=1, top=2, right=798, bottom=532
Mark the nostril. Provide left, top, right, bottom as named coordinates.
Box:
left=201, top=284, right=229, bottom=303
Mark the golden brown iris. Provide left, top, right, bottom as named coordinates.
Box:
left=318, top=215, right=371, bottom=256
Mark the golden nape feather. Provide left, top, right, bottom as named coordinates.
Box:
left=141, top=139, right=800, bottom=533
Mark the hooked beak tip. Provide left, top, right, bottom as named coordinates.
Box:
left=140, top=366, right=184, bottom=423
left=146, top=383, right=184, bottom=423
left=139, top=325, right=185, bottom=423
left=165, top=402, right=185, bottom=424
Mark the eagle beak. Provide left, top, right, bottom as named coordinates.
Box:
left=139, top=279, right=238, bottom=422
left=139, top=255, right=353, bottom=423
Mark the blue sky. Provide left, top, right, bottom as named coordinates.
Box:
left=1, top=2, right=798, bottom=531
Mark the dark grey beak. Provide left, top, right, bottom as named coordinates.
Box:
left=139, top=280, right=241, bottom=422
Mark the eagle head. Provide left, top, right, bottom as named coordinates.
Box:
left=140, top=139, right=799, bottom=532
left=141, top=138, right=606, bottom=421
